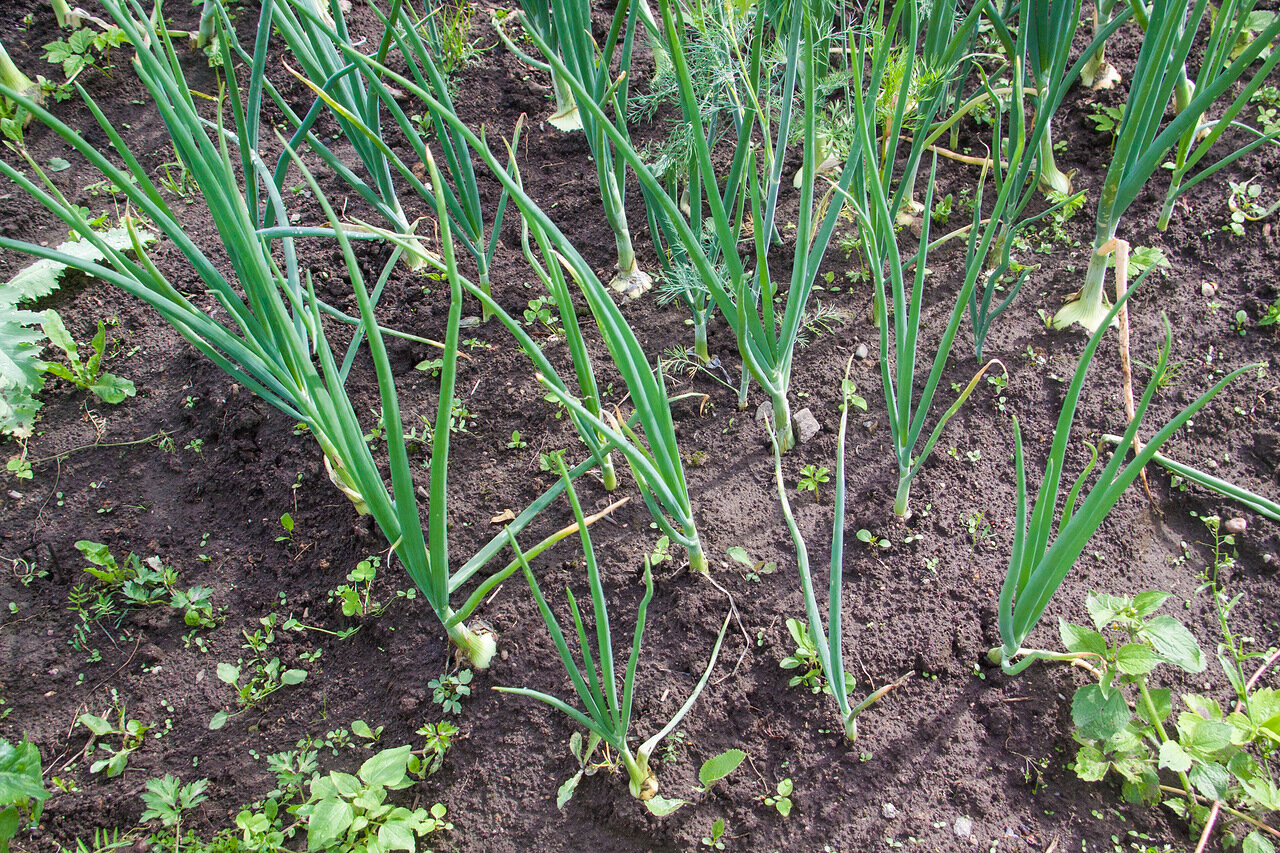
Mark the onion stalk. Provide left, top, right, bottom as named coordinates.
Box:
left=308, top=32, right=710, bottom=571
left=1054, top=0, right=1280, bottom=333
left=497, top=459, right=730, bottom=812
left=1099, top=435, right=1280, bottom=523
left=993, top=278, right=1260, bottom=673
left=497, top=0, right=651, bottom=299
left=51, top=0, right=83, bottom=29
left=0, top=42, right=39, bottom=118
left=841, top=0, right=993, bottom=521
left=771, top=359, right=911, bottom=741
left=959, top=1, right=1128, bottom=359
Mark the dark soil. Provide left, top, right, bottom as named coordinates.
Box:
left=2, top=3, right=1279, bottom=852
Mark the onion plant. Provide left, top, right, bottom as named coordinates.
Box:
left=770, top=361, right=911, bottom=741
left=497, top=459, right=730, bottom=813
left=992, top=284, right=1261, bottom=674
left=0, top=1, right=579, bottom=668
left=0, top=42, right=39, bottom=108
left=1022, top=0, right=1086, bottom=194
left=375, top=0, right=518, bottom=309
left=252, top=0, right=429, bottom=269
left=630, top=0, right=758, bottom=364
left=1080, top=0, right=1121, bottom=89
left=51, top=0, right=81, bottom=29
left=1155, top=0, right=1280, bottom=231
left=527, top=0, right=865, bottom=451
left=194, top=0, right=217, bottom=47
left=304, top=27, right=710, bottom=571
left=1053, top=0, right=1280, bottom=332
left=491, top=3, right=576, bottom=131
left=841, top=0, right=995, bottom=520
left=495, top=0, right=651, bottom=299
left=957, top=0, right=1127, bottom=359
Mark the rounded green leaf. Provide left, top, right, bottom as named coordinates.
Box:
left=306, top=798, right=353, bottom=852
left=1073, top=744, right=1109, bottom=782
left=644, top=795, right=686, bottom=816
left=1116, top=643, right=1161, bottom=676
left=208, top=711, right=228, bottom=730
left=1158, top=740, right=1193, bottom=773
left=1143, top=615, right=1205, bottom=673
left=282, top=669, right=308, bottom=685
left=358, top=746, right=413, bottom=789
left=216, top=663, right=240, bottom=685
left=698, top=749, right=746, bottom=788
left=77, top=713, right=114, bottom=737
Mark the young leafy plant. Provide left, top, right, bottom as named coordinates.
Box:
left=38, top=311, right=135, bottom=404
left=1062, top=590, right=1279, bottom=851
left=0, top=736, right=48, bottom=852
left=295, top=745, right=452, bottom=853
left=78, top=702, right=150, bottom=778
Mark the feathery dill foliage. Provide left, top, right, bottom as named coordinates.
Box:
left=652, top=222, right=722, bottom=307
left=629, top=2, right=757, bottom=178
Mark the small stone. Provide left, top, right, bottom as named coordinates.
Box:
left=1201, top=281, right=1217, bottom=298
left=1224, top=517, right=1247, bottom=536
left=794, top=408, right=821, bottom=443
left=1263, top=553, right=1274, bottom=565
left=755, top=401, right=773, bottom=424
left=882, top=803, right=897, bottom=820
left=954, top=817, right=973, bottom=839
left=855, top=343, right=869, bottom=360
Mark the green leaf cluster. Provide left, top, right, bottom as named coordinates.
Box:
left=0, top=736, right=47, bottom=852
left=1065, top=591, right=1280, bottom=849
left=296, top=746, right=451, bottom=853
left=1, top=225, right=150, bottom=436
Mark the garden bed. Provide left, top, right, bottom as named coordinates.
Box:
left=1, top=1, right=1278, bottom=851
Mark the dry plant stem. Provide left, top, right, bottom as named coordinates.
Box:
left=1101, top=237, right=1153, bottom=502
left=1158, top=785, right=1280, bottom=841
left=1193, top=800, right=1221, bottom=853
left=900, top=135, right=1004, bottom=169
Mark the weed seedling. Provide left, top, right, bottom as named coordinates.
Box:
left=762, top=778, right=794, bottom=817
left=139, top=774, right=208, bottom=850
left=796, top=465, right=830, bottom=501
left=856, top=529, right=891, bottom=550
left=415, top=721, right=458, bottom=777
left=78, top=695, right=151, bottom=777
left=780, top=619, right=825, bottom=694
left=429, top=669, right=473, bottom=715
left=701, top=818, right=727, bottom=849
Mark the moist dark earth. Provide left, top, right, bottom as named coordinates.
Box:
left=1, top=2, right=1278, bottom=851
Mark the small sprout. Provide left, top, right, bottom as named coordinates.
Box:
left=507, top=429, right=527, bottom=449
left=429, top=669, right=473, bottom=715
left=763, top=778, right=793, bottom=817
left=856, top=529, right=891, bottom=550
left=701, top=818, right=727, bottom=849
left=796, top=465, right=830, bottom=501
